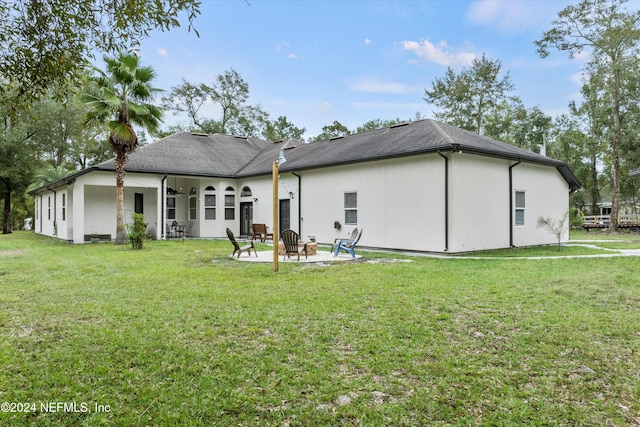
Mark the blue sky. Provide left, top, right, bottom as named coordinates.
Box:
left=134, top=0, right=633, bottom=139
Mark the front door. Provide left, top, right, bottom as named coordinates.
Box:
left=134, top=193, right=144, bottom=214
left=240, top=202, right=253, bottom=237
left=279, top=199, right=290, bottom=236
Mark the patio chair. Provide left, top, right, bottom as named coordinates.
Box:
left=226, top=228, right=257, bottom=258
left=330, top=227, right=358, bottom=252
left=251, top=223, right=273, bottom=242
left=281, top=229, right=308, bottom=261
left=184, top=222, right=194, bottom=237
left=334, top=228, right=363, bottom=258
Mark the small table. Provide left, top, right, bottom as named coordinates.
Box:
left=278, top=242, right=317, bottom=256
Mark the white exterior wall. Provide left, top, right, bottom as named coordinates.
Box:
left=297, top=154, right=447, bottom=252
left=512, top=163, right=569, bottom=247
left=73, top=171, right=162, bottom=243
left=448, top=154, right=511, bottom=252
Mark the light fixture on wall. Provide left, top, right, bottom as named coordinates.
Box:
left=253, top=198, right=258, bottom=202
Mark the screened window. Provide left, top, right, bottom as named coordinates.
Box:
left=225, top=186, right=235, bottom=220
left=204, top=186, right=216, bottom=220
left=344, top=192, right=358, bottom=225
left=189, top=187, right=197, bottom=220
left=62, top=193, right=66, bottom=221
left=515, top=191, right=525, bottom=226
left=166, top=197, right=176, bottom=220
left=48, top=196, right=51, bottom=220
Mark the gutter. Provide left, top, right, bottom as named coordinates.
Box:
left=509, top=160, right=522, bottom=247
left=437, top=151, right=449, bottom=252
left=49, top=187, right=57, bottom=237
left=161, top=174, right=167, bottom=239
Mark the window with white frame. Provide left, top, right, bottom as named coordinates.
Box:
left=189, top=187, right=197, bottom=220
left=48, top=196, right=51, bottom=220
left=515, top=191, right=525, bottom=226
left=344, top=192, right=358, bottom=225
left=204, top=186, right=216, bottom=220
left=62, top=193, right=66, bottom=221
left=225, top=186, right=235, bottom=220
left=166, top=197, right=176, bottom=220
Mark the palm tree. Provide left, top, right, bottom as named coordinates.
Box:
left=80, top=52, right=162, bottom=244
left=26, top=165, right=72, bottom=193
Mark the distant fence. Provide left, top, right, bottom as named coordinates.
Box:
left=582, top=214, right=640, bottom=231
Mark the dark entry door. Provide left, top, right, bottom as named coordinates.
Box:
left=134, top=193, right=144, bottom=214
left=240, top=202, right=253, bottom=237
left=279, top=199, right=290, bottom=236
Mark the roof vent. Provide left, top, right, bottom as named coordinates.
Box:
left=233, top=135, right=248, bottom=140
left=191, top=132, right=208, bottom=137
left=390, top=122, right=410, bottom=129
left=329, top=136, right=344, bottom=141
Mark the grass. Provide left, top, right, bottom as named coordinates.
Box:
left=1, top=231, right=639, bottom=426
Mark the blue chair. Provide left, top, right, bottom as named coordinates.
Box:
left=334, top=228, right=363, bottom=258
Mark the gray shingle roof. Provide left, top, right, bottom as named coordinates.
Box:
left=32, top=119, right=580, bottom=193
left=237, top=119, right=580, bottom=191
left=95, top=132, right=270, bottom=177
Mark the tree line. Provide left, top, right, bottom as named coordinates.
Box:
left=1, top=0, right=639, bottom=236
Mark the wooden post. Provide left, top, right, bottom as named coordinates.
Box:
left=273, top=160, right=279, bottom=272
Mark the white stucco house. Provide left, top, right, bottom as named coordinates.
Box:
left=31, top=119, right=580, bottom=253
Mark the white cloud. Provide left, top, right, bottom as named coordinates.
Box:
left=312, top=101, right=333, bottom=111
left=466, top=0, right=557, bottom=33
left=350, top=101, right=426, bottom=111
left=364, top=38, right=372, bottom=45
left=288, top=52, right=300, bottom=60
left=568, top=71, right=584, bottom=86
left=274, top=41, right=289, bottom=53
left=347, top=76, right=422, bottom=94
left=401, top=39, right=476, bottom=67
left=157, top=48, right=168, bottom=56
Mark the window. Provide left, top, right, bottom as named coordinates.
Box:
left=166, top=197, right=176, bottom=220
left=225, top=186, right=235, bottom=220
left=515, top=191, right=525, bottom=226
left=61, top=193, right=66, bottom=221
left=189, top=187, right=197, bottom=220
left=204, top=186, right=216, bottom=220
left=48, top=196, right=51, bottom=220
left=344, top=192, right=357, bottom=225
left=241, top=186, right=252, bottom=197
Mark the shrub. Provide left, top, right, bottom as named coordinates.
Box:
left=127, top=212, right=147, bottom=249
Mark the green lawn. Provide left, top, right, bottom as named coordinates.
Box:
left=1, top=232, right=639, bottom=426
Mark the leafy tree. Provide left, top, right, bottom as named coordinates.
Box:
left=0, top=90, right=37, bottom=234
left=80, top=52, right=163, bottom=244
left=0, top=0, right=200, bottom=110
left=311, top=121, right=351, bottom=142
left=535, top=0, right=640, bottom=231
left=263, top=116, right=306, bottom=141
left=424, top=54, right=514, bottom=134
left=162, top=69, right=269, bottom=137
left=356, top=118, right=405, bottom=133
left=29, top=94, right=110, bottom=170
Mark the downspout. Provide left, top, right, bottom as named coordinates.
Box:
left=509, top=160, right=522, bottom=247
left=38, top=194, right=43, bottom=233
left=161, top=174, right=167, bottom=239
left=50, top=187, right=57, bottom=237
left=437, top=152, right=449, bottom=252
left=292, top=171, right=302, bottom=234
